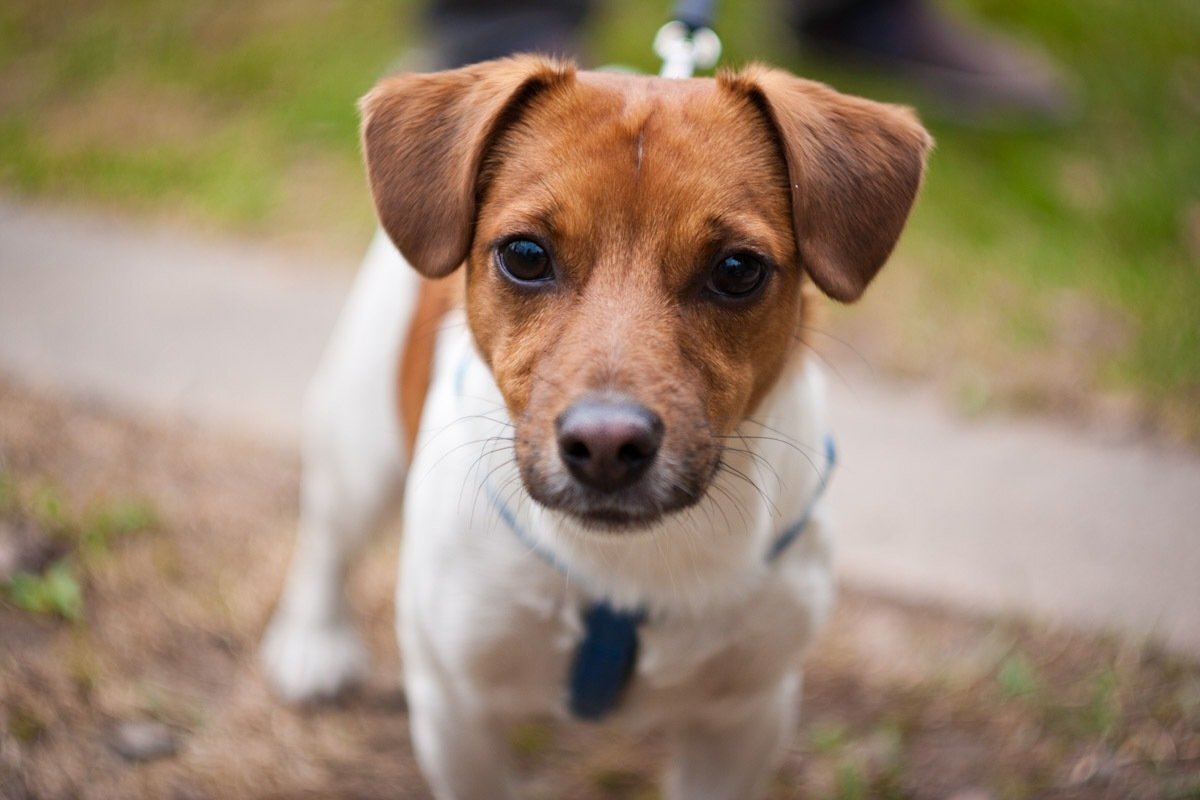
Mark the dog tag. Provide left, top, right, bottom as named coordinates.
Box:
left=568, top=601, right=645, bottom=720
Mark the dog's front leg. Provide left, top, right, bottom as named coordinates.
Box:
left=406, top=671, right=517, bottom=800
left=262, top=233, right=415, bottom=702
left=663, top=675, right=800, bottom=800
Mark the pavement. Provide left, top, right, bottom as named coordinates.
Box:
left=2, top=197, right=1198, bottom=655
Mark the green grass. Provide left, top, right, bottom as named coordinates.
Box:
left=1, top=0, right=1197, bottom=435
left=6, top=558, right=83, bottom=622
left=898, top=0, right=1200, bottom=433
left=997, top=651, right=1040, bottom=697
left=0, top=1, right=402, bottom=240
left=0, top=467, right=161, bottom=622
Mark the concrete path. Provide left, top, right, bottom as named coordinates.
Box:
left=2, top=198, right=1198, bottom=654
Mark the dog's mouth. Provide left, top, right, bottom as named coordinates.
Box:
left=530, top=487, right=705, bottom=532
left=570, top=506, right=662, bottom=531
left=517, top=452, right=717, bottom=533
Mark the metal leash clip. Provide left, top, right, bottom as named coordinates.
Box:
left=654, top=13, right=721, bottom=79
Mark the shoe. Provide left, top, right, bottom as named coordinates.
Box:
left=795, top=0, right=1078, bottom=127
left=426, top=2, right=589, bottom=69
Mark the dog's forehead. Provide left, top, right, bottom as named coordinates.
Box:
left=481, top=71, right=793, bottom=267
left=512, top=72, right=778, bottom=175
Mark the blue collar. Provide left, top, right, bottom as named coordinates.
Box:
left=765, top=435, right=836, bottom=562
left=487, top=434, right=836, bottom=720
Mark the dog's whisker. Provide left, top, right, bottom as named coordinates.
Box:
left=436, top=438, right=513, bottom=502
left=737, top=418, right=818, bottom=449
left=497, top=469, right=527, bottom=514
left=734, top=422, right=826, bottom=484
left=716, top=461, right=780, bottom=521
left=716, top=444, right=784, bottom=492
left=699, top=479, right=734, bottom=532
left=466, top=454, right=521, bottom=528
left=723, top=428, right=783, bottom=463
left=793, top=323, right=877, bottom=383
left=411, top=412, right=515, bottom=466
left=678, top=508, right=705, bottom=597
left=798, top=340, right=859, bottom=396
left=463, top=445, right=518, bottom=501
left=454, top=394, right=514, bottom=415
left=409, top=435, right=507, bottom=493
left=707, top=478, right=751, bottom=535
left=411, top=428, right=508, bottom=491
left=652, top=533, right=679, bottom=603
left=696, top=497, right=720, bottom=539
left=490, top=469, right=528, bottom=534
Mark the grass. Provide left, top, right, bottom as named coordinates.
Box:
left=1, top=0, right=1198, bottom=436
left=801, top=604, right=1200, bottom=799
left=6, top=559, right=84, bottom=622
left=0, top=467, right=160, bottom=622
left=890, top=0, right=1200, bottom=436
left=0, top=1, right=402, bottom=244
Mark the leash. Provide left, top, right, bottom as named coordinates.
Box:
left=654, top=0, right=722, bottom=79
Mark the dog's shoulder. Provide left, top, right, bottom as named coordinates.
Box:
left=398, top=274, right=465, bottom=455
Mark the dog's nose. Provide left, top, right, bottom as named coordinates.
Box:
left=556, top=397, right=663, bottom=492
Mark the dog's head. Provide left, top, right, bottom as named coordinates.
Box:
left=361, top=55, right=930, bottom=530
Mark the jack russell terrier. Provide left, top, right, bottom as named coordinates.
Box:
left=261, top=55, right=930, bottom=799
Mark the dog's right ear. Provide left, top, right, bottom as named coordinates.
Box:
left=721, top=66, right=932, bottom=303
left=359, top=56, right=575, bottom=277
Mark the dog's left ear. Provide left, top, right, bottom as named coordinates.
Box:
left=360, top=55, right=576, bottom=277
left=723, top=67, right=933, bottom=302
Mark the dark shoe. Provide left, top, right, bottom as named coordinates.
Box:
left=795, top=0, right=1078, bottom=126
left=426, top=0, right=591, bottom=68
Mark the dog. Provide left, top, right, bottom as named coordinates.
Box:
left=261, top=54, right=930, bottom=799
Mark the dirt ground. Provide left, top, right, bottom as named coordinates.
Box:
left=1, top=380, right=1198, bottom=800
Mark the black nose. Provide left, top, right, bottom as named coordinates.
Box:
left=556, top=397, right=664, bottom=492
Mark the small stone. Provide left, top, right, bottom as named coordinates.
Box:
left=108, top=720, right=180, bottom=763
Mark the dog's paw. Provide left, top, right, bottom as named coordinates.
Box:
left=260, top=613, right=368, bottom=704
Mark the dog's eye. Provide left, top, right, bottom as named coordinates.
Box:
left=707, top=253, right=768, bottom=299
left=497, top=239, right=553, bottom=283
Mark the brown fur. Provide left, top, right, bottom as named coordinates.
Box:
left=363, top=56, right=930, bottom=521
left=398, top=276, right=463, bottom=455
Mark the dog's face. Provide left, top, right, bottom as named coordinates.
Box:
left=361, top=56, right=930, bottom=530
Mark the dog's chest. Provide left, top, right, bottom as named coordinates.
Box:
left=454, top=557, right=827, bottom=721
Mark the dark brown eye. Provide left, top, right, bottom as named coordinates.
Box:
left=708, top=253, right=767, bottom=299
left=497, top=239, right=553, bottom=283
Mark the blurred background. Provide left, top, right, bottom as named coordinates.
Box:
left=1, top=1, right=1198, bottom=798
left=2, top=0, right=1197, bottom=436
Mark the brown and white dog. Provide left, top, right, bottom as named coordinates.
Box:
left=262, top=55, right=930, bottom=799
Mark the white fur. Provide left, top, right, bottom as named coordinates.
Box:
left=262, top=231, right=415, bottom=702
left=264, top=234, right=836, bottom=798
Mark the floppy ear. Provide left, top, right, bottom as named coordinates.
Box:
left=723, top=66, right=933, bottom=302
left=359, top=55, right=575, bottom=277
